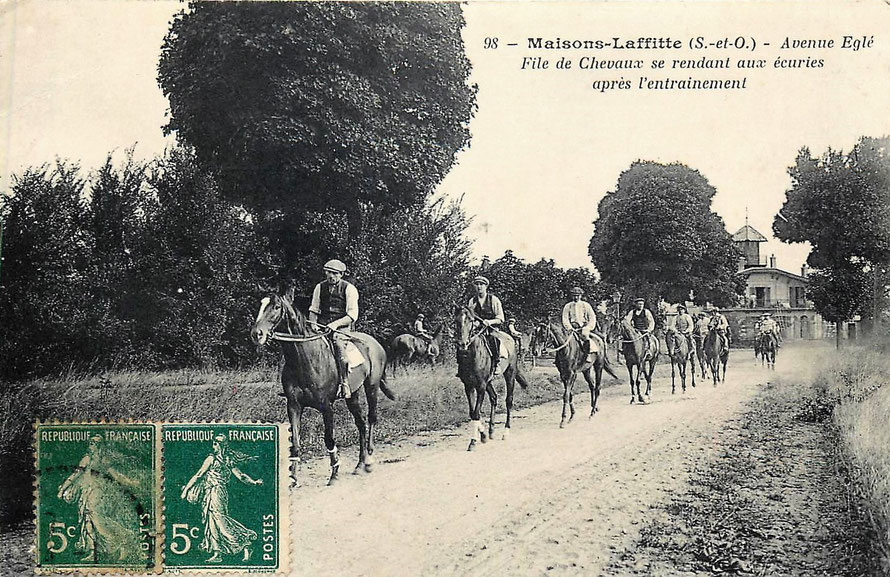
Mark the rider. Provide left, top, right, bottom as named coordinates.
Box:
left=674, top=303, right=696, bottom=357
left=624, top=298, right=658, bottom=355
left=562, top=286, right=600, bottom=359
left=467, top=275, right=509, bottom=380
left=413, top=313, right=433, bottom=343
left=506, top=318, right=523, bottom=358
left=758, top=312, right=782, bottom=348
left=708, top=306, right=731, bottom=353
left=308, top=259, right=359, bottom=399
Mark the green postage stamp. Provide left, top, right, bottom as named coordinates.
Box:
left=34, top=422, right=162, bottom=573
left=34, top=422, right=288, bottom=574
left=161, top=423, right=288, bottom=573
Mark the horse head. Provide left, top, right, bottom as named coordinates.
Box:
left=453, top=305, right=478, bottom=353
left=251, top=293, right=301, bottom=345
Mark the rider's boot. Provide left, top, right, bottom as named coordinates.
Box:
left=333, top=341, right=351, bottom=399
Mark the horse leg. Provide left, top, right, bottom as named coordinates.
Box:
left=670, top=358, right=676, bottom=395
left=285, top=395, right=304, bottom=488
left=626, top=361, right=636, bottom=404
left=679, top=360, right=686, bottom=393
left=320, top=403, right=340, bottom=486
left=503, top=367, right=515, bottom=440
left=345, top=395, right=368, bottom=475
left=485, top=380, right=498, bottom=442
left=467, top=383, right=486, bottom=451
left=364, top=379, right=379, bottom=472
left=559, top=370, right=575, bottom=428
left=584, top=367, right=600, bottom=417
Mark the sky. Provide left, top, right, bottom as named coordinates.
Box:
left=2, top=0, right=889, bottom=276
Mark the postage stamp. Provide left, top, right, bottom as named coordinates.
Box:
left=34, top=422, right=162, bottom=573
left=160, top=423, right=288, bottom=573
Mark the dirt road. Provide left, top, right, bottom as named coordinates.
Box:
left=290, top=352, right=780, bottom=577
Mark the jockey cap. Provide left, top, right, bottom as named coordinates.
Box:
left=323, top=259, right=347, bottom=274
left=417, top=313, right=425, bottom=319
left=473, top=275, right=490, bottom=286
left=677, top=304, right=687, bottom=311
left=570, top=286, right=584, bottom=296
left=634, top=297, right=645, bottom=304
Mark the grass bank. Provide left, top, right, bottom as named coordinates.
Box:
left=809, top=339, right=890, bottom=574
left=1, top=361, right=572, bottom=525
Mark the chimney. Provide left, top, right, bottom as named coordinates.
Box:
left=801, top=264, right=808, bottom=278
left=738, top=256, right=747, bottom=273
left=769, top=254, right=776, bottom=268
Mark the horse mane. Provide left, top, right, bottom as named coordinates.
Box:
left=278, top=293, right=307, bottom=334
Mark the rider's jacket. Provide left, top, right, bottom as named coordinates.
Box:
left=310, top=279, right=358, bottom=329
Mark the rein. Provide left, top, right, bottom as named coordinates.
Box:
left=543, top=325, right=573, bottom=354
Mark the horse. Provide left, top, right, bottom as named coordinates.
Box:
left=540, top=321, right=619, bottom=427
left=665, top=328, right=697, bottom=394
left=454, top=305, right=529, bottom=450
left=611, top=319, right=660, bottom=404
left=251, top=292, right=395, bottom=487
left=756, top=332, right=777, bottom=369
left=389, top=324, right=445, bottom=373
left=529, top=322, right=549, bottom=368
left=703, top=328, right=729, bottom=385
left=693, top=323, right=709, bottom=379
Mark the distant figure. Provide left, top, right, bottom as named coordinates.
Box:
left=708, top=306, right=730, bottom=352
left=562, top=286, right=599, bottom=360
left=413, top=314, right=433, bottom=342
left=758, top=312, right=782, bottom=348
left=675, top=304, right=697, bottom=356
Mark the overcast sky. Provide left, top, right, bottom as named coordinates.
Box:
left=2, top=0, right=889, bottom=275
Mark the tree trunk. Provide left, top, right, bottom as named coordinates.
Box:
left=836, top=322, right=841, bottom=350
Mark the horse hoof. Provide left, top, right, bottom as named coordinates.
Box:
left=501, top=429, right=510, bottom=441
left=480, top=432, right=488, bottom=444
left=559, top=421, right=566, bottom=429
left=365, top=462, right=374, bottom=473
left=289, top=478, right=301, bottom=489
left=467, top=439, right=477, bottom=452
left=327, top=475, right=338, bottom=486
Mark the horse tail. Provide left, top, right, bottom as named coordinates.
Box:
left=379, top=377, right=397, bottom=401
left=602, top=353, right=620, bottom=380
left=514, top=364, right=530, bottom=389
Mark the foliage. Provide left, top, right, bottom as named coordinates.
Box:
left=0, top=162, right=93, bottom=381
left=468, top=251, right=600, bottom=327
left=128, top=146, right=269, bottom=368
left=158, top=1, right=477, bottom=245
left=806, top=263, right=872, bottom=324
left=588, top=161, right=745, bottom=307
left=774, top=136, right=890, bottom=323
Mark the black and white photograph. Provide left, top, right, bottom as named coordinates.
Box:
left=1, top=1, right=889, bottom=575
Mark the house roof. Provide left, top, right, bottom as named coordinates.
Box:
left=739, top=267, right=807, bottom=282
left=732, top=225, right=768, bottom=242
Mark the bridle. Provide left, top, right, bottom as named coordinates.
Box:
left=455, top=305, right=491, bottom=351
left=262, top=296, right=330, bottom=344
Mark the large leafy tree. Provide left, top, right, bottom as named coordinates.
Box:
left=589, top=161, right=744, bottom=306
left=774, top=137, right=890, bottom=329
left=0, top=162, right=92, bottom=381
left=158, top=2, right=477, bottom=257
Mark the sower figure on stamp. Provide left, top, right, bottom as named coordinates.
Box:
left=466, top=275, right=510, bottom=381
left=562, top=286, right=604, bottom=363
left=180, top=435, right=262, bottom=563
left=309, top=259, right=359, bottom=399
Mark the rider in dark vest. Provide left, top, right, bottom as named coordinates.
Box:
left=467, top=275, right=509, bottom=381
left=624, top=297, right=657, bottom=355
left=309, top=259, right=359, bottom=399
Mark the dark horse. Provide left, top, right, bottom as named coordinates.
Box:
left=703, top=328, right=729, bottom=385
left=251, top=292, right=395, bottom=486
left=541, top=321, right=618, bottom=427
left=693, top=323, right=709, bottom=380
left=665, top=328, right=697, bottom=394
left=755, top=332, right=777, bottom=369
left=389, top=324, right=445, bottom=373
left=611, top=319, right=659, bottom=404
left=529, top=322, right=549, bottom=368
left=454, top=305, right=529, bottom=450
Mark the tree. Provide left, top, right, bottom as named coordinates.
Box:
left=0, top=162, right=92, bottom=381
left=128, top=146, right=268, bottom=368
left=589, top=161, right=745, bottom=307
left=774, top=137, right=890, bottom=333
left=158, top=2, right=477, bottom=258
